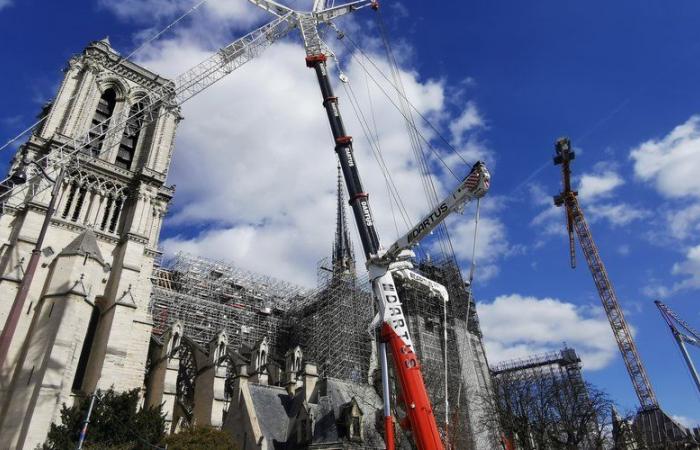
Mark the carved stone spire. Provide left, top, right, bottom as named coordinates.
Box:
left=332, top=163, right=355, bottom=276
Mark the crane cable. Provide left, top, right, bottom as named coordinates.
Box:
left=334, top=23, right=471, bottom=171
left=468, top=198, right=481, bottom=288
left=372, top=11, right=464, bottom=267
left=331, top=18, right=483, bottom=273
left=0, top=0, right=210, bottom=153
left=330, top=26, right=460, bottom=182
left=329, top=51, right=414, bottom=235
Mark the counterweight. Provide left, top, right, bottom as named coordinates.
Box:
left=553, top=137, right=659, bottom=411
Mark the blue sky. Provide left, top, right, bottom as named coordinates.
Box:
left=1, top=0, right=699, bottom=425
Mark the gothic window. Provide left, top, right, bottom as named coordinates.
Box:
left=88, top=88, right=117, bottom=157
left=108, top=197, right=123, bottom=233
left=351, top=416, right=362, bottom=441
left=71, top=186, right=87, bottom=222
left=100, top=196, right=123, bottom=234
left=169, top=331, right=181, bottom=358
left=116, top=101, right=145, bottom=170
left=100, top=197, right=113, bottom=231
left=259, top=349, right=267, bottom=370
left=61, top=183, right=78, bottom=218
left=176, top=343, right=197, bottom=425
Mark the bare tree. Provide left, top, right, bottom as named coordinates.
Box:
left=476, top=370, right=614, bottom=450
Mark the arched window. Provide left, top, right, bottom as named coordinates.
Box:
left=217, top=342, right=225, bottom=362
left=88, top=88, right=117, bottom=157
left=116, top=101, right=145, bottom=170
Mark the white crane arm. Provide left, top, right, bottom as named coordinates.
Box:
left=246, top=0, right=295, bottom=18
left=315, top=1, right=376, bottom=22
left=0, top=15, right=294, bottom=209
left=391, top=264, right=449, bottom=304
left=381, top=161, right=491, bottom=263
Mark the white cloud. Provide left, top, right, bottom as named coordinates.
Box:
left=671, top=244, right=700, bottom=291
left=98, top=0, right=261, bottom=26
left=629, top=116, right=700, bottom=295
left=529, top=168, right=645, bottom=242
left=630, top=115, right=700, bottom=199
left=531, top=204, right=564, bottom=237
left=122, top=4, right=487, bottom=286
left=667, top=202, right=700, bottom=241
left=449, top=101, right=483, bottom=147
left=577, top=170, right=623, bottom=200
left=446, top=212, right=510, bottom=282
left=672, top=415, right=699, bottom=429
left=587, top=202, right=649, bottom=227
left=0, top=0, right=10, bottom=11
left=478, top=294, right=619, bottom=370
left=528, top=183, right=555, bottom=208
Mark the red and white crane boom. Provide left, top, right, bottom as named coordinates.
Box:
left=553, top=137, right=659, bottom=411
left=244, top=2, right=492, bottom=448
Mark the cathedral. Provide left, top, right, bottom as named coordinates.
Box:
left=0, top=39, right=495, bottom=449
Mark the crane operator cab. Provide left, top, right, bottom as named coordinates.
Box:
left=553, top=137, right=576, bottom=165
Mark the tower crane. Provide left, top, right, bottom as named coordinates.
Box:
left=0, top=2, right=492, bottom=449
left=655, top=300, right=700, bottom=397
left=552, top=137, right=659, bottom=411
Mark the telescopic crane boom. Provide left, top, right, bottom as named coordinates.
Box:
left=655, top=300, right=700, bottom=396
left=553, top=137, right=659, bottom=411
left=243, top=2, right=491, bottom=448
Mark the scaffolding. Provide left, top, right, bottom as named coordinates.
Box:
left=150, top=252, right=307, bottom=355
left=393, top=256, right=489, bottom=449
left=491, top=347, right=583, bottom=382
left=149, top=252, right=377, bottom=376
left=148, top=252, right=495, bottom=447
left=287, top=257, right=374, bottom=383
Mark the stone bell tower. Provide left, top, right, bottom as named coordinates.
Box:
left=0, top=38, right=179, bottom=449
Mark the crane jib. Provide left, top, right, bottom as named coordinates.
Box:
left=407, top=203, right=449, bottom=243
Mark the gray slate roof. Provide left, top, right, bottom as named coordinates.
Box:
left=59, top=228, right=104, bottom=265
left=248, top=384, right=293, bottom=448
left=247, top=378, right=385, bottom=450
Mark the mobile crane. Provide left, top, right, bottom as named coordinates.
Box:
left=0, top=1, right=491, bottom=448
left=244, top=1, right=491, bottom=448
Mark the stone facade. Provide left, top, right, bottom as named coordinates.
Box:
left=0, top=38, right=178, bottom=449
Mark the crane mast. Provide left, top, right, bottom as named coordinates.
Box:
left=553, top=137, right=659, bottom=411
left=655, top=300, right=700, bottom=396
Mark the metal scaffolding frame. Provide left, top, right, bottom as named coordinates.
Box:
left=150, top=252, right=307, bottom=355
left=491, top=347, right=583, bottom=381
left=393, top=257, right=486, bottom=449
left=287, top=257, right=374, bottom=383
left=148, top=252, right=493, bottom=448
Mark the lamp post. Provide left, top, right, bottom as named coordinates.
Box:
left=0, top=161, right=66, bottom=367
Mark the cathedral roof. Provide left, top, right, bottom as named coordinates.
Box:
left=247, top=384, right=292, bottom=444
left=59, top=228, right=105, bottom=265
